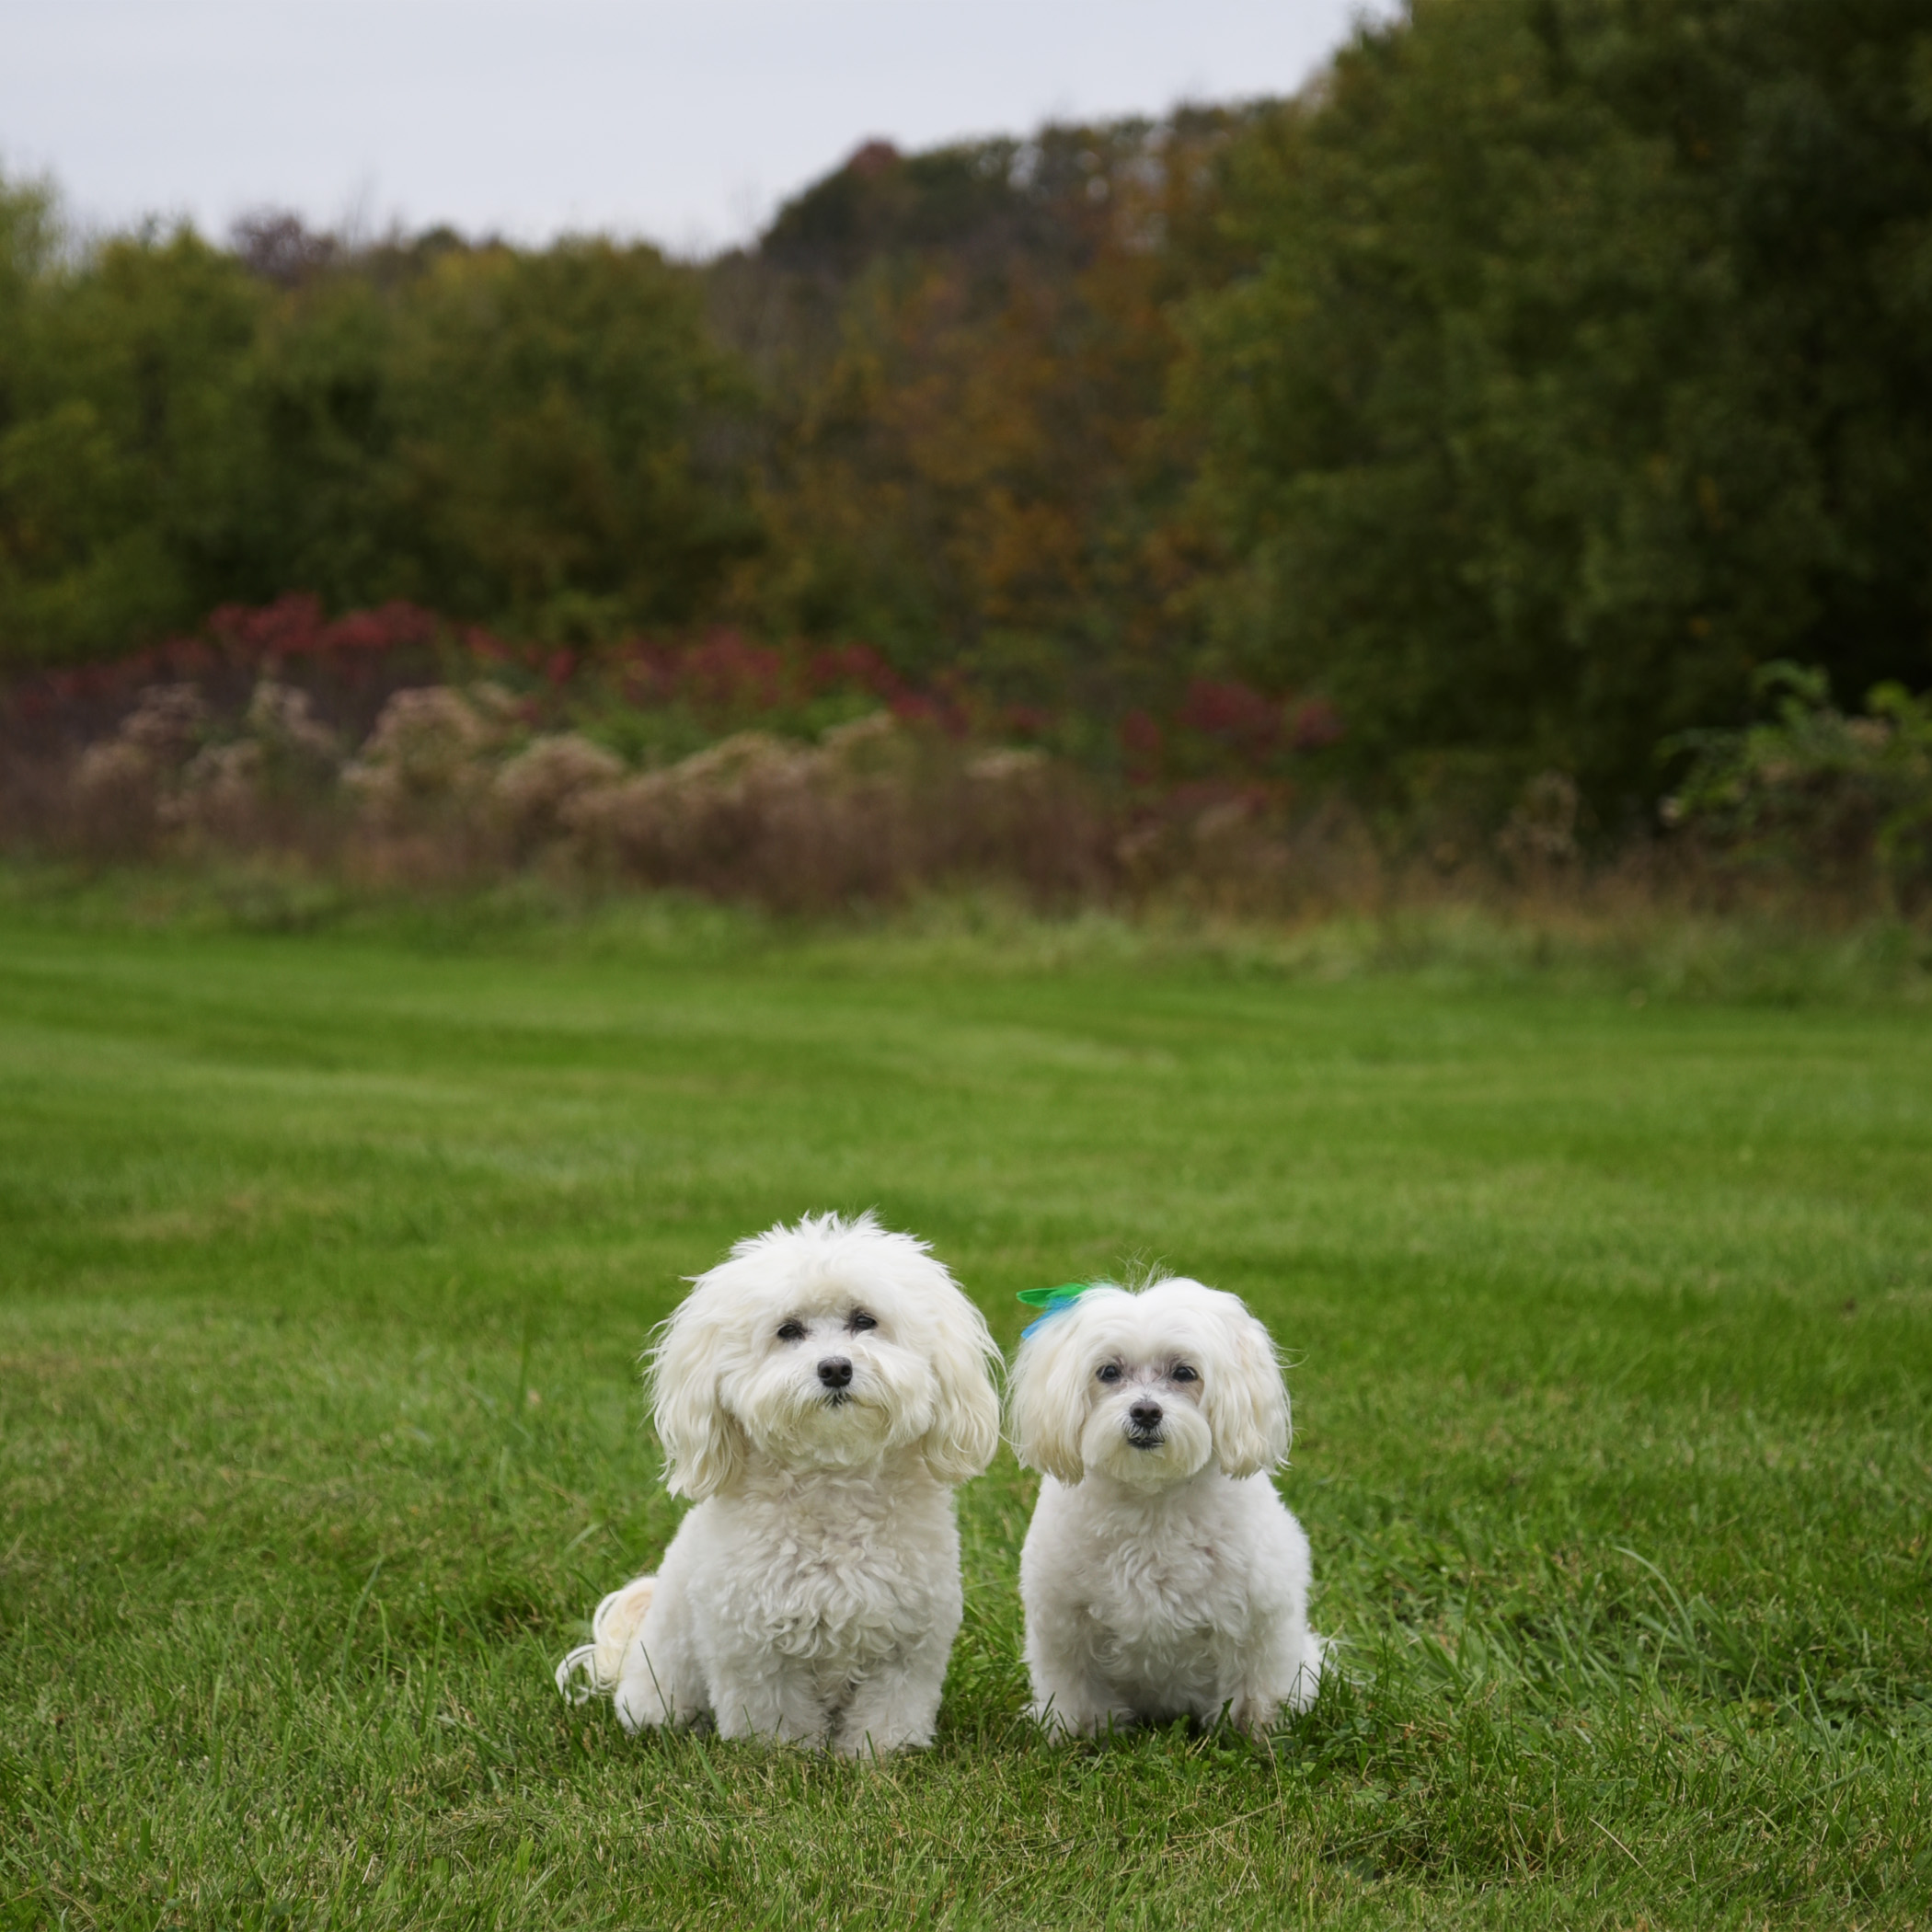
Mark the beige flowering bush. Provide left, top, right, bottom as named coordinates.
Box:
left=65, top=684, right=212, bottom=852
left=168, top=682, right=343, bottom=841
left=33, top=682, right=1231, bottom=908
left=242, top=680, right=340, bottom=774
left=491, top=732, right=626, bottom=848
left=556, top=711, right=1104, bottom=908
left=341, top=685, right=511, bottom=829
left=563, top=728, right=896, bottom=904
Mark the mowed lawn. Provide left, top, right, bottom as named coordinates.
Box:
left=1, top=907, right=1928, bottom=1929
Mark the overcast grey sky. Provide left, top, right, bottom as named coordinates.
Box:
left=1, top=1, right=1383, bottom=254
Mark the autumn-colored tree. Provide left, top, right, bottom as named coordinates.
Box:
left=714, top=114, right=1260, bottom=726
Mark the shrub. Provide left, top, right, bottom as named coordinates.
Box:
left=561, top=713, right=1111, bottom=911
left=491, top=732, right=627, bottom=852
left=340, top=685, right=515, bottom=829
left=1662, top=665, right=1932, bottom=909
left=12, top=677, right=1126, bottom=911
left=64, top=684, right=210, bottom=857
left=169, top=681, right=341, bottom=843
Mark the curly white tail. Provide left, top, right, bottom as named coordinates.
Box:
left=554, top=1574, right=655, bottom=1703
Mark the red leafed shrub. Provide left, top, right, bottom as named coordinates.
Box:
left=206, top=594, right=442, bottom=667
left=1178, top=680, right=1282, bottom=759
left=2, top=595, right=453, bottom=760
left=1290, top=698, right=1345, bottom=753
left=808, top=643, right=903, bottom=705
left=676, top=632, right=788, bottom=713
left=464, top=627, right=520, bottom=666
left=614, top=630, right=856, bottom=718
left=887, top=692, right=962, bottom=732
left=314, top=604, right=443, bottom=657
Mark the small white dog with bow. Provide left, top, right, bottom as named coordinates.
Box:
left=556, top=1212, right=1001, bottom=1755
left=1008, top=1275, right=1324, bottom=1737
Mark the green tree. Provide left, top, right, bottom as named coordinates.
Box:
left=0, top=202, right=760, bottom=666
left=372, top=239, right=759, bottom=635
left=0, top=196, right=270, bottom=661
left=1185, top=0, right=1932, bottom=810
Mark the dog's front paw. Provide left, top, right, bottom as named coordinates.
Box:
left=832, top=1700, right=937, bottom=1758
left=831, top=1726, right=925, bottom=1760
left=1225, top=1694, right=1284, bottom=1739
left=1029, top=1697, right=1137, bottom=1741
left=1023, top=1696, right=1069, bottom=1737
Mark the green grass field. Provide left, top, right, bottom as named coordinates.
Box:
left=2, top=894, right=1928, bottom=1927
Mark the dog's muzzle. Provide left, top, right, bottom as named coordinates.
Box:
left=818, top=1354, right=854, bottom=1407
left=1126, top=1398, right=1165, bottom=1449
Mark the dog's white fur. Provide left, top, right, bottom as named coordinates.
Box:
left=1009, top=1276, right=1323, bottom=1737
left=555, top=1212, right=1000, bottom=1755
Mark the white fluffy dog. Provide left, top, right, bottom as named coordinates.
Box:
left=1009, top=1277, right=1324, bottom=1737
left=556, top=1212, right=1000, bottom=1755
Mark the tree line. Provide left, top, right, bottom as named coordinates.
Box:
left=1, top=0, right=1926, bottom=817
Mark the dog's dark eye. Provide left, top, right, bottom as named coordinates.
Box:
left=848, top=1310, right=878, bottom=1333
left=1096, top=1363, right=1122, bottom=1384
left=776, top=1320, right=806, bottom=1343
left=1172, top=1364, right=1198, bottom=1384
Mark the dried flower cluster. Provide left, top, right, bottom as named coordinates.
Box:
left=18, top=681, right=1164, bottom=910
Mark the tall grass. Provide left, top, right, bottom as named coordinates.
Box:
left=3, top=857, right=1928, bottom=1009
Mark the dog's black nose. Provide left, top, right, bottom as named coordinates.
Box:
left=817, top=1356, right=854, bottom=1390
left=1128, top=1399, right=1163, bottom=1431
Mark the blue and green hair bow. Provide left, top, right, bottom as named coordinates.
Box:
left=1017, top=1282, right=1095, bottom=1340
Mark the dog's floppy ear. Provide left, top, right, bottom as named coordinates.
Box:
left=648, top=1290, right=745, bottom=1501
left=1202, top=1298, right=1290, bottom=1479
left=917, top=1271, right=1001, bottom=1484
left=1007, top=1305, right=1099, bottom=1485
